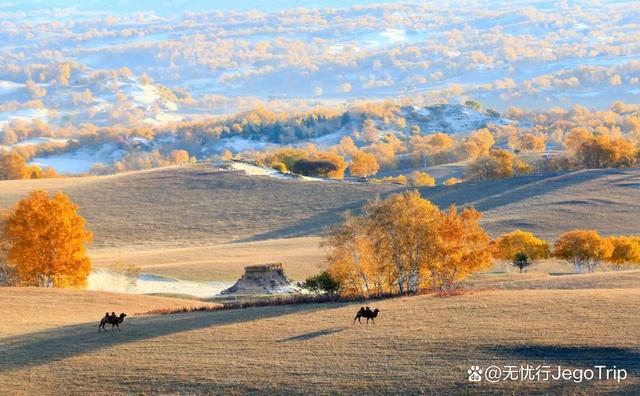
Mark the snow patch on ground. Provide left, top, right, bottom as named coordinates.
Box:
left=88, top=270, right=232, bottom=298
left=12, top=137, right=69, bottom=147
left=31, top=143, right=125, bottom=174
left=225, top=161, right=328, bottom=182
left=0, top=80, right=24, bottom=95
left=0, top=108, right=49, bottom=128
left=219, top=136, right=271, bottom=152
left=407, top=104, right=511, bottom=134
left=228, top=161, right=290, bottom=179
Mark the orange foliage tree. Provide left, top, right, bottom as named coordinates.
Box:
left=411, top=171, right=435, bottom=187
left=0, top=151, right=57, bottom=180
left=514, top=133, right=546, bottom=153
left=0, top=151, right=30, bottom=180
left=350, top=150, right=379, bottom=178
left=607, top=236, right=640, bottom=268
left=576, top=135, right=637, bottom=169
left=443, top=177, right=460, bottom=186
left=4, top=191, right=93, bottom=287
left=493, top=230, right=550, bottom=272
left=466, top=149, right=532, bottom=181
left=169, top=149, right=190, bottom=165
left=0, top=219, right=18, bottom=286
left=553, top=230, right=612, bottom=273
left=325, top=191, right=491, bottom=296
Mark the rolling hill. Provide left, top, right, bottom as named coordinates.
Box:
left=1, top=164, right=638, bottom=248
left=1, top=164, right=640, bottom=282
left=0, top=278, right=638, bottom=394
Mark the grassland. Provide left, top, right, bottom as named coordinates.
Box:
left=1, top=164, right=639, bottom=249
left=1, top=165, right=639, bottom=393
left=0, top=276, right=638, bottom=394
left=91, top=237, right=325, bottom=282
left=2, top=164, right=640, bottom=282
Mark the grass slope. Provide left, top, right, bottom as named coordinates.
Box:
left=0, top=164, right=397, bottom=249
left=1, top=165, right=638, bottom=252
left=0, top=280, right=638, bottom=394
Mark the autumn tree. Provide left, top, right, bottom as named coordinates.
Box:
left=350, top=150, right=379, bottom=178
left=514, top=133, right=546, bottom=153
left=309, top=150, right=347, bottom=179
left=443, top=177, right=460, bottom=186
left=427, top=205, right=492, bottom=291
left=0, top=151, right=30, bottom=180
left=221, top=150, right=233, bottom=161
left=0, top=151, right=54, bottom=180
left=410, top=132, right=454, bottom=167
left=607, top=236, right=640, bottom=268
left=264, top=147, right=309, bottom=171
left=553, top=230, right=613, bottom=273
left=363, top=192, right=442, bottom=294
left=565, top=128, right=592, bottom=152
left=325, top=191, right=492, bottom=296
left=169, top=149, right=190, bottom=165
left=466, top=149, right=532, bottom=181
left=493, top=230, right=550, bottom=272
left=360, top=119, right=378, bottom=142
left=0, top=217, right=18, bottom=286
left=411, top=171, right=435, bottom=187
left=334, top=136, right=358, bottom=158
left=461, top=128, right=495, bottom=158
left=4, top=191, right=93, bottom=287
left=576, top=136, right=637, bottom=169
left=325, top=212, right=382, bottom=297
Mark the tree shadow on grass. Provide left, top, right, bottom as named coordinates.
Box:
left=484, top=345, right=640, bottom=370
left=235, top=199, right=382, bottom=242
left=277, top=326, right=348, bottom=342
left=0, top=303, right=345, bottom=373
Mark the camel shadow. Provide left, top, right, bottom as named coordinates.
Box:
left=0, top=303, right=343, bottom=373
left=277, top=326, right=348, bottom=342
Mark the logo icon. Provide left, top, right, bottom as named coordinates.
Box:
left=468, top=366, right=483, bottom=382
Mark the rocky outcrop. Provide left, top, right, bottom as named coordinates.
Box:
left=220, top=263, right=300, bottom=295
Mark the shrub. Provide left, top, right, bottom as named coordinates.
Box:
left=301, top=271, right=341, bottom=295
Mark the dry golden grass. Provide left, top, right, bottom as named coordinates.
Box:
left=0, top=284, right=638, bottom=394
left=465, top=269, right=640, bottom=290
left=0, top=287, right=218, bottom=337
left=0, top=164, right=397, bottom=249
left=90, top=236, right=325, bottom=282
left=2, top=164, right=640, bottom=284
left=1, top=165, right=639, bottom=251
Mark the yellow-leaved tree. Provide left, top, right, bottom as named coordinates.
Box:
left=427, top=205, right=492, bottom=291
left=0, top=151, right=30, bottom=180
left=325, top=191, right=492, bottom=295
left=350, top=150, right=379, bottom=178
left=553, top=230, right=612, bottom=273
left=411, top=171, right=436, bottom=187
left=607, top=236, right=640, bottom=268
left=4, top=191, right=93, bottom=287
left=492, top=230, right=550, bottom=272
left=0, top=217, right=18, bottom=286
left=443, top=177, right=460, bottom=186
left=324, top=212, right=384, bottom=297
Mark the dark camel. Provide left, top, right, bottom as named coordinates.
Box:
left=98, top=312, right=127, bottom=332
left=353, top=306, right=380, bottom=324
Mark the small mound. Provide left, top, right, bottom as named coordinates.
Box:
left=221, top=263, right=300, bottom=295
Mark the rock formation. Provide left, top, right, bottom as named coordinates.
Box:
left=220, top=263, right=299, bottom=295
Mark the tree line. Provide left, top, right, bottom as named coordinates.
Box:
left=2, top=189, right=639, bottom=293
left=323, top=192, right=640, bottom=297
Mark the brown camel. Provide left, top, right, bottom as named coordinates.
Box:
left=98, top=312, right=127, bottom=332
left=353, top=306, right=380, bottom=324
